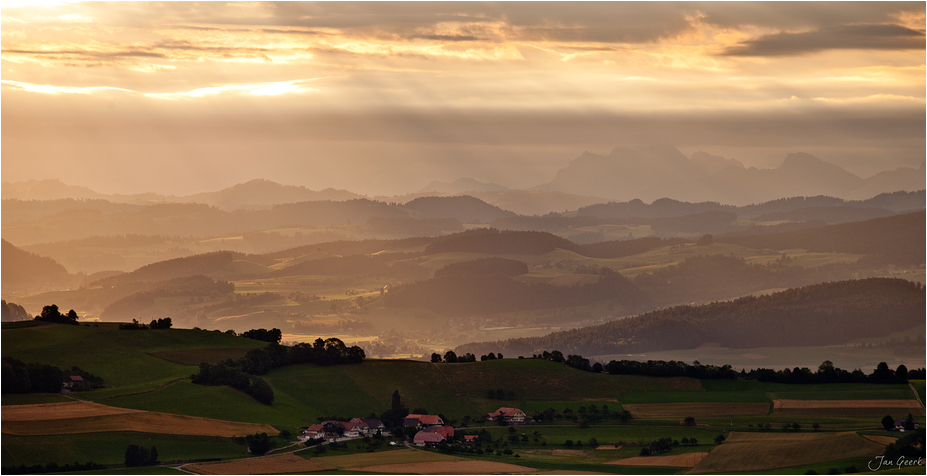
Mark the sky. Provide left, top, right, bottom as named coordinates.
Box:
left=2, top=1, right=925, bottom=196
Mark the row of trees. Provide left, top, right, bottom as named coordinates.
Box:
left=191, top=362, right=275, bottom=405
left=34, top=305, right=79, bottom=325
left=118, top=318, right=172, bottom=330
left=3, top=461, right=105, bottom=474
left=191, top=337, right=365, bottom=404
left=124, top=445, right=158, bottom=467
left=748, top=361, right=924, bottom=384
left=2, top=357, right=104, bottom=394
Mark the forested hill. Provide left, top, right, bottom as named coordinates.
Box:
left=1, top=239, right=75, bottom=293
left=90, top=251, right=272, bottom=287
left=717, top=211, right=925, bottom=265
left=575, top=190, right=924, bottom=219
left=455, top=278, right=925, bottom=357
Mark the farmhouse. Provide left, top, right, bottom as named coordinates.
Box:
left=894, top=417, right=919, bottom=431
left=404, top=414, right=444, bottom=428
left=487, top=407, right=526, bottom=424
left=424, top=425, right=455, bottom=438
left=350, top=417, right=386, bottom=435
left=413, top=431, right=446, bottom=447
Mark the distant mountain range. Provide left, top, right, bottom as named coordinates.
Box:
left=1, top=179, right=363, bottom=210
left=535, top=146, right=925, bottom=204
left=4, top=145, right=923, bottom=213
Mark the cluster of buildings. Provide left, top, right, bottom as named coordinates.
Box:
left=299, top=407, right=528, bottom=446
left=299, top=418, right=386, bottom=442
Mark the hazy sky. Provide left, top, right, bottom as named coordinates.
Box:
left=2, top=2, right=924, bottom=196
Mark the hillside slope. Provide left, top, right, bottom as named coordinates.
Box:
left=455, top=278, right=925, bottom=357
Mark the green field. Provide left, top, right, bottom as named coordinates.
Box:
left=3, top=324, right=922, bottom=474
left=1, top=325, right=264, bottom=394
left=0, top=432, right=247, bottom=467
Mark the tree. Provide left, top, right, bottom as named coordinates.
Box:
left=444, top=351, right=458, bottom=363
left=242, top=328, right=282, bottom=344
left=124, top=445, right=157, bottom=467
left=896, top=364, right=909, bottom=382
left=903, top=413, right=916, bottom=431
left=563, top=440, right=573, bottom=447
left=431, top=353, right=442, bottom=363
left=882, top=415, right=896, bottom=431
left=246, top=432, right=274, bottom=455
left=715, top=434, right=726, bottom=445
left=683, top=416, right=696, bottom=426
left=696, top=234, right=714, bottom=246
left=249, top=377, right=275, bottom=405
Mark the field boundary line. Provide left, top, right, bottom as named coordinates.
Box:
left=910, top=382, right=924, bottom=409
left=95, top=378, right=185, bottom=402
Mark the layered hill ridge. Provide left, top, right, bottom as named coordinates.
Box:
left=418, top=177, right=509, bottom=194
left=455, top=278, right=926, bottom=357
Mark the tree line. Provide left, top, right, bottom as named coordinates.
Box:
left=2, top=357, right=105, bottom=394
left=33, top=304, right=79, bottom=325
left=118, top=317, right=172, bottom=330
left=191, top=337, right=365, bottom=404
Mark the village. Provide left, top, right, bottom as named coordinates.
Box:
left=297, top=407, right=528, bottom=447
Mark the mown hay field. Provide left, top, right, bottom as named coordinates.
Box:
left=606, top=452, right=708, bottom=467
left=353, top=460, right=537, bottom=474
left=185, top=453, right=328, bottom=475
left=772, top=399, right=925, bottom=418
left=623, top=402, right=770, bottom=418
left=308, top=448, right=462, bottom=469
left=690, top=431, right=884, bottom=473
left=862, top=435, right=899, bottom=446
left=2, top=405, right=277, bottom=438
left=773, top=399, right=922, bottom=409
left=2, top=401, right=142, bottom=421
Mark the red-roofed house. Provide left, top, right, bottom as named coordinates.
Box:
left=413, top=431, right=446, bottom=446
left=424, top=425, right=455, bottom=438
left=301, top=423, right=326, bottom=441
left=404, top=414, right=444, bottom=427
left=342, top=421, right=360, bottom=438
left=486, top=407, right=526, bottom=424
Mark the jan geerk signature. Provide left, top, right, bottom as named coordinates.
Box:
left=868, top=455, right=924, bottom=471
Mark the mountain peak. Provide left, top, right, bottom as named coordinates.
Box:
left=780, top=152, right=825, bottom=169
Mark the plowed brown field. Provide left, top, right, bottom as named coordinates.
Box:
left=606, top=452, right=708, bottom=467
left=185, top=453, right=328, bottom=474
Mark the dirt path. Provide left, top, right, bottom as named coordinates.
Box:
left=910, top=383, right=924, bottom=409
